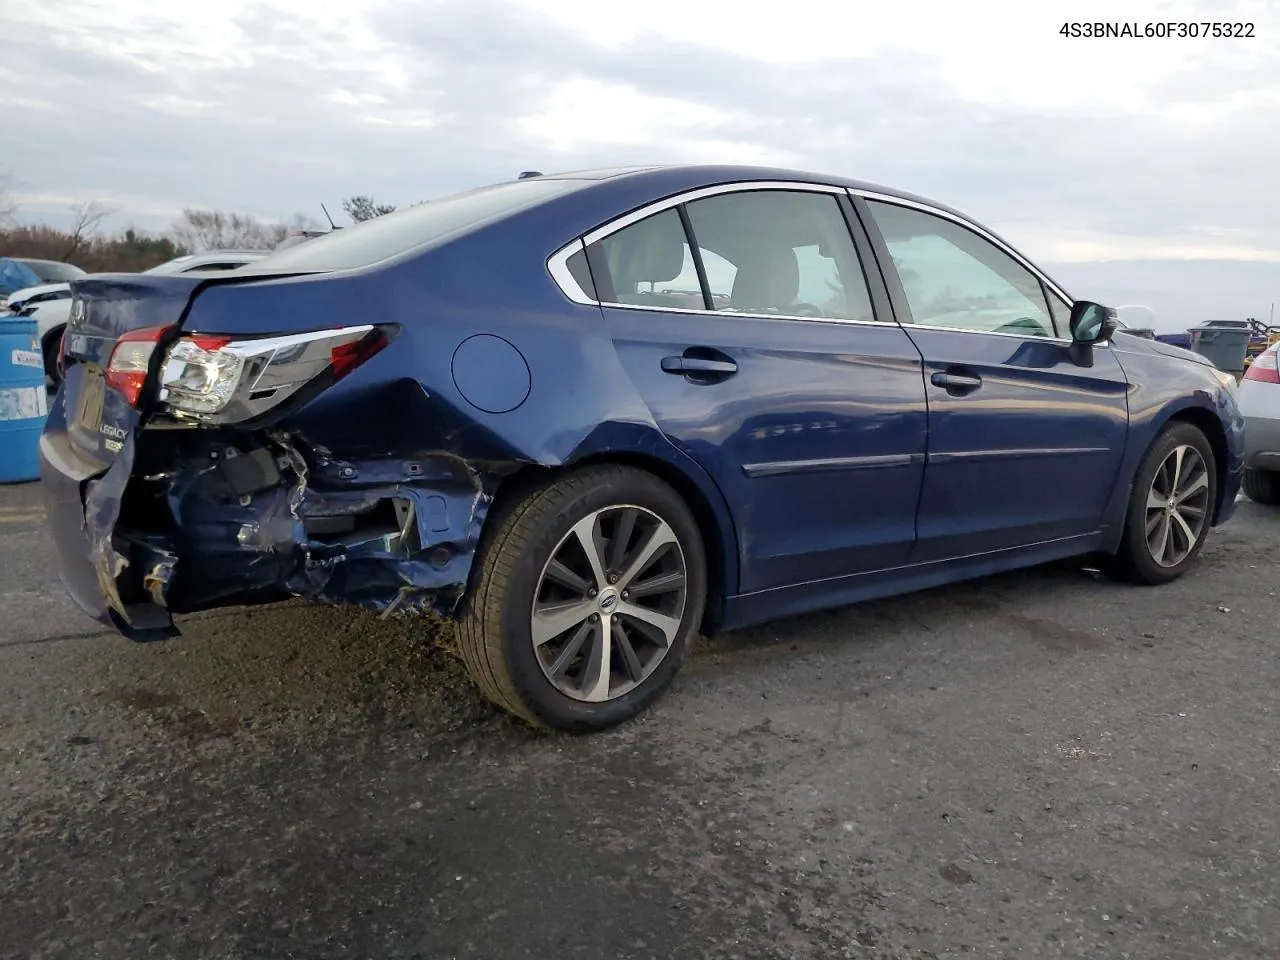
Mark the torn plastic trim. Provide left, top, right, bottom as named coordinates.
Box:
left=91, top=426, right=506, bottom=640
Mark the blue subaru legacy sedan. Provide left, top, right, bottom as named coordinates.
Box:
left=39, top=165, right=1244, bottom=731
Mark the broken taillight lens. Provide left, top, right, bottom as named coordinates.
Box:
left=106, top=325, right=172, bottom=406
left=1244, top=347, right=1280, bottom=384
left=158, top=324, right=386, bottom=423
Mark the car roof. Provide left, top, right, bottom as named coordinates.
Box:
left=530, top=163, right=970, bottom=219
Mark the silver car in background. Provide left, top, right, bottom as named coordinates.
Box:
left=1239, top=341, right=1280, bottom=504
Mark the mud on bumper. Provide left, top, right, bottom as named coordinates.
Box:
left=40, top=424, right=496, bottom=641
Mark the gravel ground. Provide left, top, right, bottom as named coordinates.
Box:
left=1, top=479, right=1278, bottom=959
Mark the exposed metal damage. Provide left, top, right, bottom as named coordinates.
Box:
left=87, top=423, right=502, bottom=640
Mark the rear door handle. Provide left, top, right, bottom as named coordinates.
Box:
left=930, top=371, right=982, bottom=394
left=662, top=356, right=738, bottom=375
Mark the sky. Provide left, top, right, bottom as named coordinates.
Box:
left=2, top=0, right=1279, bottom=327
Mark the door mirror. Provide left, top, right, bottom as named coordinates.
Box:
left=1067, top=301, right=1118, bottom=367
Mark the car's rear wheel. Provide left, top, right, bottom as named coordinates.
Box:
left=1107, top=422, right=1217, bottom=585
left=456, top=465, right=707, bottom=732
left=1242, top=467, right=1280, bottom=505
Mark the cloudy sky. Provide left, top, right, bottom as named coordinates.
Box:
left=3, top=0, right=1279, bottom=284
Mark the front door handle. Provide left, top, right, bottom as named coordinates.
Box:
left=930, top=370, right=982, bottom=395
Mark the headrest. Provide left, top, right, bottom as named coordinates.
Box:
left=616, top=213, right=686, bottom=286
left=730, top=245, right=799, bottom=312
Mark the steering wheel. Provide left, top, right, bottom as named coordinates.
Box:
left=788, top=301, right=825, bottom=318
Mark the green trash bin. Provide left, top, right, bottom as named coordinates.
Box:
left=1187, top=323, right=1251, bottom=374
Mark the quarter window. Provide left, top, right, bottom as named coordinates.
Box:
left=865, top=200, right=1057, bottom=338
left=594, top=209, right=704, bottom=310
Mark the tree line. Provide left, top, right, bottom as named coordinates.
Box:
left=0, top=171, right=400, bottom=274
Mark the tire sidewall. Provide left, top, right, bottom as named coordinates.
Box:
left=1124, top=423, right=1218, bottom=583
left=499, top=470, right=707, bottom=731
left=43, top=331, right=62, bottom=388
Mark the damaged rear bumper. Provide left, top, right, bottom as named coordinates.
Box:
left=40, top=417, right=495, bottom=641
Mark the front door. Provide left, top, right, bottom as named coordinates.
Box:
left=586, top=187, right=929, bottom=593
left=858, top=198, right=1130, bottom=563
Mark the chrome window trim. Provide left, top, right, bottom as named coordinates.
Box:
left=543, top=179, right=1104, bottom=348
left=579, top=180, right=846, bottom=248
left=545, top=180, right=871, bottom=321
left=546, top=238, right=595, bottom=305
left=591, top=300, right=893, bottom=328
left=546, top=181, right=844, bottom=301
left=849, top=189, right=1074, bottom=305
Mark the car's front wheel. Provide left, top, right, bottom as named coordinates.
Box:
left=457, top=465, right=707, bottom=732
left=1107, top=421, right=1217, bottom=585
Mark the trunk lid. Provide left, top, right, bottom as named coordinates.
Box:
left=62, top=274, right=207, bottom=467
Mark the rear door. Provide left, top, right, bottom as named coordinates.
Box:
left=586, top=185, right=929, bottom=593
left=855, top=195, right=1130, bottom=562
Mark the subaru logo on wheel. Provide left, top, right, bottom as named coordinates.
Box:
left=599, top=592, right=618, bottom=613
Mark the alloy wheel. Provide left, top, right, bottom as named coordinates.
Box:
left=531, top=505, right=688, bottom=702
left=1144, top=444, right=1211, bottom=568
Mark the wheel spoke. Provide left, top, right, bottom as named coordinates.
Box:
left=1145, top=508, right=1164, bottom=536
left=617, top=601, right=681, bottom=646
left=569, top=514, right=609, bottom=590
left=532, top=599, right=594, bottom=647
left=581, top=615, right=613, bottom=702
left=613, top=620, right=645, bottom=683
left=608, top=508, right=638, bottom=573
left=617, top=522, right=677, bottom=590
left=1148, top=512, right=1171, bottom=566
left=546, top=619, right=593, bottom=679
left=1170, top=446, right=1186, bottom=493
left=1147, top=487, right=1167, bottom=510
left=626, top=569, right=685, bottom=600
left=1170, top=509, right=1197, bottom=559
left=544, top=558, right=591, bottom=595
left=1176, top=468, right=1208, bottom=503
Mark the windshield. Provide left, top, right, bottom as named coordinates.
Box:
left=22, top=259, right=86, bottom=283
left=246, top=178, right=585, bottom=273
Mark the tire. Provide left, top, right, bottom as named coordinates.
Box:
left=1106, top=422, right=1218, bottom=585
left=456, top=465, right=707, bottom=732
left=43, top=330, right=63, bottom=390
left=1243, top=467, right=1280, bottom=506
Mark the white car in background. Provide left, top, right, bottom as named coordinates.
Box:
left=5, top=250, right=268, bottom=385
left=1239, top=341, right=1280, bottom=505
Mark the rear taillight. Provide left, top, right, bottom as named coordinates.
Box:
left=106, top=325, right=172, bottom=406
left=56, top=327, right=68, bottom=375
left=1244, top=348, right=1280, bottom=384
left=158, top=324, right=385, bottom=424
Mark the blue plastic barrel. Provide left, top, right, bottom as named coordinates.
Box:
left=0, top=315, right=48, bottom=483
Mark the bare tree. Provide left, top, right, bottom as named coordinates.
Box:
left=0, top=169, right=16, bottom=227
left=62, top=200, right=111, bottom=259
left=342, top=195, right=396, bottom=223
left=171, top=209, right=280, bottom=251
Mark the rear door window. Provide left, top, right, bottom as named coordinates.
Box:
left=585, top=189, right=879, bottom=323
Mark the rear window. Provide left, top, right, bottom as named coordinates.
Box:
left=248, top=178, right=586, bottom=273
